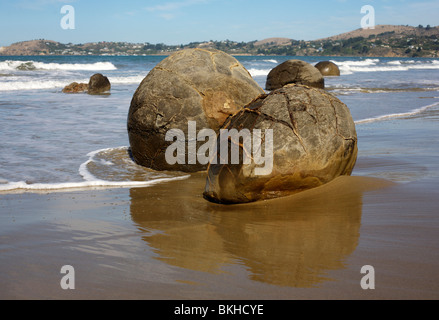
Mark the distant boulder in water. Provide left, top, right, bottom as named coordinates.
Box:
left=17, top=62, right=37, bottom=71
left=62, top=73, right=111, bottom=94
left=315, top=61, right=341, bottom=76
left=266, top=60, right=324, bottom=91
left=62, top=82, right=88, bottom=93
left=88, top=73, right=111, bottom=94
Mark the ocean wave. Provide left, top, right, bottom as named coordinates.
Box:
left=328, top=86, right=439, bottom=94
left=248, top=68, right=271, bottom=77
left=79, top=146, right=190, bottom=185
left=334, top=59, right=439, bottom=75
left=0, top=176, right=190, bottom=193
left=0, top=75, right=145, bottom=91
left=0, top=60, right=117, bottom=71
left=0, top=146, right=190, bottom=193
left=330, top=59, right=379, bottom=75
left=0, top=80, right=87, bottom=91
left=263, top=59, right=278, bottom=64
left=355, top=102, right=439, bottom=124
left=336, top=58, right=380, bottom=67
left=387, top=60, right=417, bottom=65
left=109, top=75, right=145, bottom=84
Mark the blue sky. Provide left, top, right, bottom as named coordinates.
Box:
left=0, top=0, right=438, bottom=46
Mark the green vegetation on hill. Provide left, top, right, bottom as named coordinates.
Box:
left=1, top=25, right=438, bottom=57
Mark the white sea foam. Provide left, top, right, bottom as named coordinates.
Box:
left=0, top=147, right=190, bottom=193
left=0, top=75, right=144, bottom=91
left=0, top=60, right=117, bottom=71
left=387, top=60, right=416, bottom=65
left=335, top=58, right=439, bottom=75
left=263, top=59, right=278, bottom=64
left=0, top=80, right=88, bottom=91
left=337, top=59, right=380, bottom=66
left=355, top=102, right=439, bottom=124
left=0, top=176, right=190, bottom=193
left=248, top=68, right=271, bottom=77
left=108, top=75, right=145, bottom=84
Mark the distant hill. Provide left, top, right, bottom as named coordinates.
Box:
left=0, top=39, right=60, bottom=56
left=319, top=24, right=439, bottom=41
left=254, top=38, right=292, bottom=47
left=1, top=25, right=438, bottom=57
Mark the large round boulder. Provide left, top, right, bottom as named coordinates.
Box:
left=127, top=48, right=265, bottom=172
left=315, top=61, right=341, bottom=76
left=88, top=73, right=111, bottom=94
left=266, top=60, right=324, bottom=91
left=203, top=84, right=358, bottom=204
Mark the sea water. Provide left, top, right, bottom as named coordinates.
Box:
left=0, top=55, right=438, bottom=192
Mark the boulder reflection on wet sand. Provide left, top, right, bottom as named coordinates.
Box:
left=130, top=173, right=231, bottom=274
left=129, top=174, right=393, bottom=288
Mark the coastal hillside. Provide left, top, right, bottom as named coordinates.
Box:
left=318, top=24, right=439, bottom=41
left=1, top=25, right=438, bottom=57
left=0, top=40, right=60, bottom=56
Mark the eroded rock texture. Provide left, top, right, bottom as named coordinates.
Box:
left=127, top=48, right=265, bottom=172
left=204, top=84, right=358, bottom=204
left=62, top=82, right=88, bottom=93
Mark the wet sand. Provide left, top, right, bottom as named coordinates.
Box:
left=1, top=172, right=438, bottom=300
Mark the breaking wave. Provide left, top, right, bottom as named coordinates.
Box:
left=355, top=102, right=439, bottom=124
left=0, top=75, right=145, bottom=91
left=336, top=59, right=439, bottom=75
left=0, top=60, right=117, bottom=71
left=248, top=68, right=271, bottom=77
left=0, top=147, right=190, bottom=193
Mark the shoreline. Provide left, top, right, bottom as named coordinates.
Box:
left=1, top=53, right=438, bottom=58
left=1, top=52, right=438, bottom=300
left=1, top=173, right=438, bottom=299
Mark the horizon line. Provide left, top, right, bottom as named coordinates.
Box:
left=2, top=24, right=438, bottom=47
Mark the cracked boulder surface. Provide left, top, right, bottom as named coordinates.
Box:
left=203, top=84, right=358, bottom=204
left=315, top=61, right=341, bottom=77
left=127, top=48, right=265, bottom=172
left=266, top=59, right=325, bottom=91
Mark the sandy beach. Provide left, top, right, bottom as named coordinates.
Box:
left=1, top=0, right=439, bottom=305
left=1, top=54, right=439, bottom=301
left=1, top=167, right=438, bottom=300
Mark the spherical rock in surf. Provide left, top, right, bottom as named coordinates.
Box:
left=315, top=61, right=341, bottom=76
left=127, top=48, right=265, bottom=172
left=266, top=60, right=325, bottom=91
left=88, top=73, right=111, bottom=94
